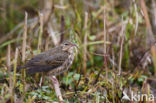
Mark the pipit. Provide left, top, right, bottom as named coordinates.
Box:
left=18, top=41, right=77, bottom=75
left=17, top=41, right=78, bottom=102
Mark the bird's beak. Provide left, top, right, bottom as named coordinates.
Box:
left=71, top=43, right=78, bottom=48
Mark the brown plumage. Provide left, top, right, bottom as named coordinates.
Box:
left=18, top=41, right=77, bottom=75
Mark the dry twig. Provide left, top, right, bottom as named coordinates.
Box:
left=118, top=18, right=128, bottom=75
left=21, top=12, right=28, bottom=102
left=83, top=12, right=88, bottom=76
left=140, top=0, right=155, bottom=46
left=60, top=16, right=65, bottom=43
left=103, top=7, right=108, bottom=78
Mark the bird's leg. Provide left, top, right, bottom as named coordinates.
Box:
left=39, top=73, right=45, bottom=87
left=49, top=76, right=64, bottom=102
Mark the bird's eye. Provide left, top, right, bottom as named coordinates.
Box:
left=64, top=43, right=68, bottom=45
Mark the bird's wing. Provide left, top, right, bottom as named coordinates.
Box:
left=24, top=46, right=61, bottom=67
left=24, top=52, right=69, bottom=74
left=24, top=53, right=48, bottom=66
left=32, top=53, right=68, bottom=66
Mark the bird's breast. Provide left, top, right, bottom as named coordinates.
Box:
left=66, top=53, right=74, bottom=68
left=49, top=53, right=74, bottom=76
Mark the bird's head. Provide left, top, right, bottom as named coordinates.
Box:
left=61, top=41, right=78, bottom=53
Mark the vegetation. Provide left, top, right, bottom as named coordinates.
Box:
left=0, top=0, right=156, bottom=102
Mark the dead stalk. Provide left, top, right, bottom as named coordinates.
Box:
left=151, top=0, right=156, bottom=31
left=151, top=46, right=156, bottom=76
left=118, top=19, right=127, bottom=75
left=43, top=0, right=53, bottom=26
left=140, top=0, right=155, bottom=46
left=103, top=7, right=108, bottom=78
left=83, top=12, right=88, bottom=76
left=38, top=12, right=43, bottom=53
left=7, top=44, right=11, bottom=76
left=21, top=12, right=28, bottom=101
left=60, top=16, right=65, bottom=43
left=118, top=37, right=124, bottom=75
left=112, top=48, right=115, bottom=71
left=22, top=12, right=28, bottom=62
left=140, top=0, right=152, bottom=30
left=12, top=48, right=18, bottom=102
left=48, top=23, right=59, bottom=45
left=7, top=44, right=13, bottom=102
left=13, top=48, right=18, bottom=87
left=133, top=0, right=138, bottom=36
left=45, top=35, right=50, bottom=51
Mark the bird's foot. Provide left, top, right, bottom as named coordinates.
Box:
left=58, top=96, right=64, bottom=103
left=51, top=76, right=58, bottom=84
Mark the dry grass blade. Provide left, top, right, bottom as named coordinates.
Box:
left=38, top=12, right=43, bottom=53
left=21, top=12, right=28, bottom=102
left=45, top=35, right=50, bottom=51
left=103, top=7, right=107, bottom=54
left=60, top=16, right=65, bottom=44
left=103, top=6, right=108, bottom=78
left=48, top=23, right=59, bottom=46
left=6, top=44, right=13, bottom=102
left=43, top=0, right=53, bottom=26
left=118, top=18, right=127, bottom=75
left=1, top=0, right=156, bottom=102
left=133, top=0, right=139, bottom=36
left=13, top=48, right=18, bottom=88
left=60, top=16, right=65, bottom=43
left=111, top=48, right=115, bottom=71
left=12, top=48, right=18, bottom=103
left=140, top=0, right=152, bottom=29
left=83, top=12, right=88, bottom=76
left=140, top=0, right=155, bottom=46
left=151, top=46, right=156, bottom=76
left=22, top=12, right=28, bottom=62
left=151, top=0, right=156, bottom=34
left=7, top=44, right=11, bottom=74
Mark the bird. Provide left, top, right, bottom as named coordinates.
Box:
left=17, top=41, right=78, bottom=76
left=16, top=41, right=77, bottom=102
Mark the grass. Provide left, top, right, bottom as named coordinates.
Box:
left=0, top=0, right=156, bottom=103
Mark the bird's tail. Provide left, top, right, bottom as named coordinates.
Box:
left=11, top=65, right=25, bottom=72
left=16, top=65, right=26, bottom=72
left=0, top=65, right=26, bottom=85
